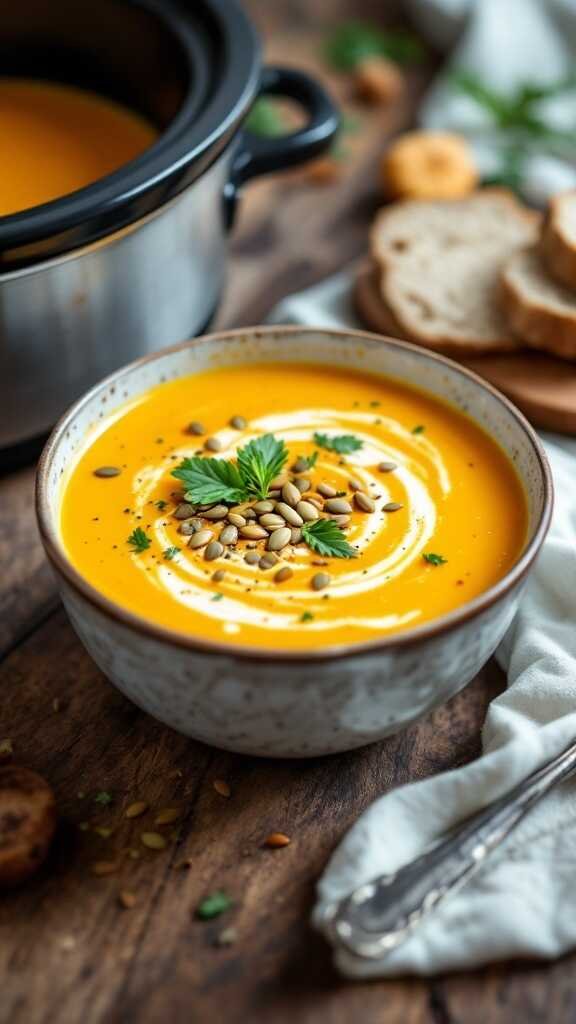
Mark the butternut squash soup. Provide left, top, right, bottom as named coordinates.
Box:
left=0, top=78, right=157, bottom=215
left=60, top=363, right=527, bottom=650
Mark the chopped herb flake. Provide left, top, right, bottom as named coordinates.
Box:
left=300, top=611, right=315, bottom=623
left=155, top=500, right=168, bottom=510
left=211, top=593, right=224, bottom=602
left=423, top=552, right=448, bottom=566
left=412, top=424, right=425, bottom=435
left=298, top=451, right=319, bottom=471
left=313, top=432, right=363, bottom=454
left=163, top=546, right=181, bottom=561
left=196, top=891, right=233, bottom=920
left=127, top=528, right=151, bottom=553
left=94, top=791, right=113, bottom=806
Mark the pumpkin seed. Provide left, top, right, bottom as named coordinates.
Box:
left=155, top=808, right=181, bottom=826
left=205, top=541, right=224, bottom=561
left=317, top=482, right=336, bottom=498
left=227, top=512, right=246, bottom=528
left=93, top=466, right=121, bottom=478
left=174, top=502, right=196, bottom=520
left=118, top=891, right=137, bottom=909
left=275, top=567, right=293, bottom=583
left=253, top=500, right=275, bottom=514
left=329, top=514, right=351, bottom=527
left=244, top=508, right=257, bottom=520
left=270, top=474, right=288, bottom=489
left=186, top=421, right=205, bottom=436
left=354, top=492, right=375, bottom=513
left=189, top=529, right=213, bottom=549
left=290, top=527, right=302, bottom=544
left=125, top=801, right=148, bottom=819
left=267, top=527, right=291, bottom=551
left=212, top=569, right=226, bottom=582
left=219, top=525, right=238, bottom=546
left=311, top=572, right=331, bottom=591
left=240, top=524, right=268, bottom=540
left=276, top=502, right=304, bottom=527
left=281, top=481, right=301, bottom=507
left=91, top=861, right=118, bottom=876
left=325, top=498, right=352, bottom=515
left=260, top=553, right=279, bottom=570
left=203, top=505, right=229, bottom=520
left=384, top=502, right=403, bottom=512
left=265, top=832, right=291, bottom=848
left=204, top=437, right=222, bottom=452
left=179, top=519, right=200, bottom=536
left=259, top=513, right=286, bottom=530
left=378, top=462, right=397, bottom=472
left=140, top=832, right=167, bottom=851
left=296, top=500, right=320, bottom=522
left=229, top=415, right=247, bottom=430
left=348, top=477, right=363, bottom=491
left=244, top=551, right=260, bottom=565
left=292, top=458, right=309, bottom=474
left=295, top=477, right=310, bottom=493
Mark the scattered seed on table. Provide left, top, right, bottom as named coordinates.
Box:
left=155, top=808, right=181, bottom=826
left=276, top=502, right=304, bottom=527
left=384, top=502, right=403, bottom=512
left=213, top=779, right=231, bottom=798
left=348, top=477, right=363, bottom=491
left=282, top=481, right=301, bottom=507
left=204, top=437, right=222, bottom=452
left=295, top=477, right=310, bottom=493
left=296, top=500, right=320, bottom=521
left=215, top=926, right=238, bottom=947
left=268, top=527, right=291, bottom=552
left=265, top=832, right=291, bottom=848
left=203, top=505, right=228, bottom=521
left=378, top=461, right=397, bottom=472
left=253, top=500, right=275, bottom=514
left=240, top=524, right=268, bottom=540
left=125, top=801, right=148, bottom=819
left=141, top=832, right=167, bottom=851
left=196, top=891, right=233, bottom=920
left=229, top=415, right=247, bottom=430
left=244, top=551, right=260, bottom=565
left=260, top=553, right=279, bottom=569
left=93, top=466, right=121, bottom=478
left=186, top=421, right=205, bottom=436
left=275, top=567, right=293, bottom=583
left=317, top=482, right=336, bottom=498
left=189, top=529, right=213, bottom=549
left=91, top=861, right=117, bottom=876
left=227, top=512, right=246, bottom=528
left=311, top=572, right=331, bottom=591
left=325, top=498, right=352, bottom=515
left=118, top=890, right=137, bottom=909
left=212, top=569, right=226, bottom=583
left=219, top=525, right=238, bottom=546
left=174, top=502, right=196, bottom=520
left=354, top=492, right=376, bottom=513
left=205, top=540, right=224, bottom=561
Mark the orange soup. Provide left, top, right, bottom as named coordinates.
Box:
left=60, top=363, right=528, bottom=650
left=0, top=78, right=157, bottom=215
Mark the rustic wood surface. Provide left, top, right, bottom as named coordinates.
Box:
left=1, top=3, right=573, bottom=1023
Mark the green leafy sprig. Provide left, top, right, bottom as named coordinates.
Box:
left=313, top=432, right=363, bottom=454
left=172, top=434, right=288, bottom=505
left=302, top=519, right=357, bottom=559
left=324, top=21, right=424, bottom=71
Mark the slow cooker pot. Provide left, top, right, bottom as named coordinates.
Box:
left=0, top=0, right=339, bottom=449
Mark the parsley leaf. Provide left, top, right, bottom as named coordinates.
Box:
left=423, top=552, right=448, bottom=566
left=325, top=21, right=424, bottom=71
left=298, top=451, right=319, bottom=471
left=154, top=499, right=168, bottom=510
left=302, top=519, right=358, bottom=559
left=127, top=527, right=151, bottom=553
left=211, top=592, right=224, bottom=602
left=412, top=424, right=425, bottom=435
left=172, top=456, right=246, bottom=505
left=236, top=434, right=288, bottom=500
left=163, top=546, right=181, bottom=561
left=313, top=432, right=363, bottom=454
left=196, top=891, right=233, bottom=920
left=300, top=611, right=315, bottom=623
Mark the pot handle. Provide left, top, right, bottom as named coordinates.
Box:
left=225, top=65, right=339, bottom=226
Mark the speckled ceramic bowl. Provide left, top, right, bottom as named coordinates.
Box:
left=36, top=327, right=552, bottom=757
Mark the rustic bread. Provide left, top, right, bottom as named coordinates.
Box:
left=370, top=190, right=540, bottom=354
left=354, top=263, right=409, bottom=340
left=500, top=246, right=576, bottom=360
left=540, top=190, right=576, bottom=289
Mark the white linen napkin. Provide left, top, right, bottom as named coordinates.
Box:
left=406, top=0, right=576, bottom=205
left=269, top=273, right=576, bottom=976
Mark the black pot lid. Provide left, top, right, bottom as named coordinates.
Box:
left=0, top=0, right=261, bottom=270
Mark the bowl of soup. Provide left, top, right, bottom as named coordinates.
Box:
left=36, top=326, right=552, bottom=757
left=0, top=0, right=338, bottom=450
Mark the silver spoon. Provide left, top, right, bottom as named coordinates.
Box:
left=317, top=739, right=576, bottom=960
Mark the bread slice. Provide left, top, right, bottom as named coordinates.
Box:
left=370, top=190, right=540, bottom=354
left=540, top=190, right=576, bottom=289
left=354, top=263, right=410, bottom=340
left=500, top=246, right=576, bottom=360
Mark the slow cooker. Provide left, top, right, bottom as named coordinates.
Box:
left=0, top=0, right=339, bottom=450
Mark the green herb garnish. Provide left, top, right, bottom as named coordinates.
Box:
left=211, top=593, right=224, bottom=602
left=423, top=552, right=448, bottom=566
left=324, top=21, right=424, bottom=71
left=127, top=527, right=151, bottom=553
left=196, top=891, right=233, bottom=920
left=154, top=500, right=168, bottom=511
left=313, top=432, right=363, bottom=454
left=298, top=451, right=319, bottom=471
left=172, top=434, right=288, bottom=505
left=245, top=98, right=288, bottom=138
left=300, top=611, right=315, bottom=623
left=163, top=546, right=181, bottom=561
left=302, top=519, right=357, bottom=559
left=94, top=791, right=113, bottom=806
left=412, top=425, right=425, bottom=435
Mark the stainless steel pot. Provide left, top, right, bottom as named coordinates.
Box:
left=0, top=1, right=339, bottom=449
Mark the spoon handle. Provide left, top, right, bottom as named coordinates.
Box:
left=318, top=739, right=576, bottom=960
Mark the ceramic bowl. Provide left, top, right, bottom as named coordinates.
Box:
left=36, top=327, right=552, bottom=758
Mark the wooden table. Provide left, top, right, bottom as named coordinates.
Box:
left=2, top=3, right=574, bottom=1022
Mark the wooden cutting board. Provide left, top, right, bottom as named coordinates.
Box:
left=355, top=263, right=576, bottom=435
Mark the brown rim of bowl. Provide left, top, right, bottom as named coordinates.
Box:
left=36, top=325, right=554, bottom=664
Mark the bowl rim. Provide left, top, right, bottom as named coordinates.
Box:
left=36, top=325, right=554, bottom=664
